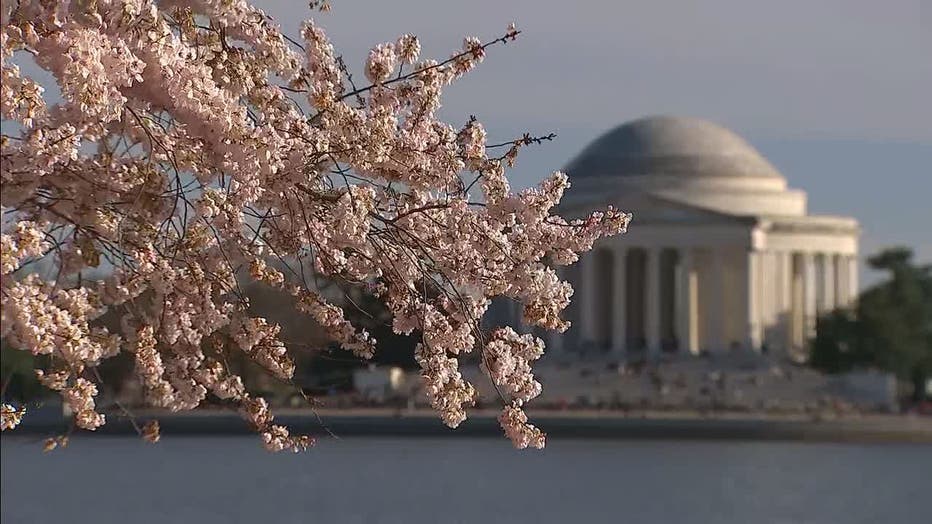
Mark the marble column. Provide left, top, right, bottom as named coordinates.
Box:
left=833, top=255, right=845, bottom=308
left=677, top=248, right=699, bottom=354
left=847, top=255, right=859, bottom=307
left=802, top=252, right=817, bottom=342
left=579, top=250, right=597, bottom=346
left=745, top=250, right=763, bottom=350
left=776, top=251, right=794, bottom=351
left=611, top=247, right=627, bottom=353
left=758, top=251, right=772, bottom=343
left=817, top=253, right=836, bottom=314
left=645, top=247, right=661, bottom=356
left=708, top=249, right=725, bottom=351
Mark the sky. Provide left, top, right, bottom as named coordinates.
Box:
left=257, top=0, right=931, bottom=286
left=5, top=1, right=929, bottom=286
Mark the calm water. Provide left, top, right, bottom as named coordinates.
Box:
left=2, top=436, right=930, bottom=524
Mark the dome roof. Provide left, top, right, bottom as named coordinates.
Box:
left=565, top=116, right=784, bottom=180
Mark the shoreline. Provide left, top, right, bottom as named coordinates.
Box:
left=7, top=408, right=932, bottom=443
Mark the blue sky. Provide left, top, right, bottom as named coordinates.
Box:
left=256, top=0, right=930, bottom=285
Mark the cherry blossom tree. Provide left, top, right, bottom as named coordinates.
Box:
left=0, top=0, right=629, bottom=450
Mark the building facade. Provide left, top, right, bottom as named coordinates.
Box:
left=545, top=116, right=860, bottom=359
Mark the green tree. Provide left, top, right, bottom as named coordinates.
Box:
left=810, top=247, right=932, bottom=400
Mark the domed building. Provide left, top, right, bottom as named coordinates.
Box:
left=549, top=116, right=860, bottom=358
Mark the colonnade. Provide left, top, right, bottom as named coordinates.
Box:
left=553, top=246, right=859, bottom=357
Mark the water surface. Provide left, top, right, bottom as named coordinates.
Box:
left=2, top=436, right=929, bottom=524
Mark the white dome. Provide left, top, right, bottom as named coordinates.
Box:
left=564, top=116, right=807, bottom=217
left=566, top=116, right=784, bottom=180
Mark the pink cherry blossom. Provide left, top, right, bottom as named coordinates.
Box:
left=0, top=1, right=630, bottom=450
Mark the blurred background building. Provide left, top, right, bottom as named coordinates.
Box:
left=492, top=115, right=861, bottom=361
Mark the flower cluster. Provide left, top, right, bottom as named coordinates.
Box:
left=293, top=288, right=377, bottom=359
left=0, top=221, right=48, bottom=275
left=483, top=327, right=544, bottom=403
left=43, top=435, right=69, bottom=452
left=0, top=1, right=630, bottom=449
left=230, top=316, right=295, bottom=380
left=141, top=420, right=161, bottom=443
left=241, top=397, right=314, bottom=452
left=63, top=378, right=106, bottom=430
left=130, top=326, right=176, bottom=408
left=1, top=404, right=26, bottom=431
left=499, top=401, right=546, bottom=449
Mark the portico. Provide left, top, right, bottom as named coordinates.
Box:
left=568, top=238, right=859, bottom=357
